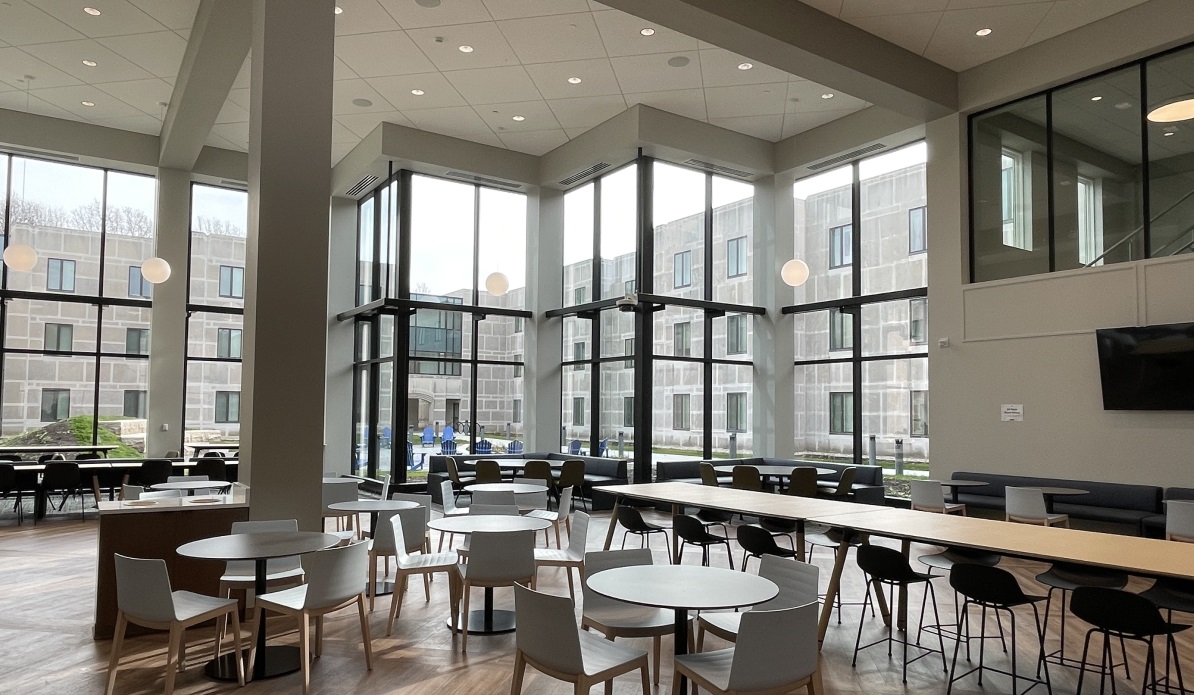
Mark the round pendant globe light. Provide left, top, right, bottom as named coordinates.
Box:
left=485, top=271, right=510, bottom=296
left=141, top=256, right=172, bottom=284
left=1147, top=97, right=1194, bottom=123
left=780, top=259, right=810, bottom=287
left=3, top=242, right=37, bottom=272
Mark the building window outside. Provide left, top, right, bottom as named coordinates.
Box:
left=727, top=314, right=747, bottom=355
left=727, top=392, right=747, bottom=432
left=910, top=298, right=927, bottom=345
left=727, top=236, right=748, bottom=277
left=513, top=317, right=524, bottom=333
left=911, top=390, right=929, bottom=437
left=216, top=328, right=242, bottom=359
left=624, top=338, right=634, bottom=368
left=215, top=391, right=241, bottom=423
left=572, top=397, right=585, bottom=426
left=623, top=396, right=634, bottom=427
left=674, top=322, right=691, bottom=357
left=1077, top=176, right=1103, bottom=266
left=219, top=265, right=245, bottom=298
left=829, top=224, right=852, bottom=269
left=123, top=390, right=147, bottom=418
left=514, top=354, right=522, bottom=378
left=45, top=323, right=73, bottom=352
left=47, top=258, right=76, bottom=293
left=574, top=342, right=586, bottom=366
left=574, top=287, right=587, bottom=305
left=830, top=392, right=852, bottom=434
left=512, top=399, right=522, bottom=423
left=128, top=266, right=152, bottom=298
left=41, top=389, right=70, bottom=422
left=125, top=328, right=149, bottom=355
left=909, top=206, right=927, bottom=254
left=673, top=394, right=690, bottom=430
left=674, top=250, right=692, bottom=288
left=829, top=308, right=852, bottom=351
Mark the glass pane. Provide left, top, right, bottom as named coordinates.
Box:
left=5, top=299, right=96, bottom=353
left=185, top=360, right=243, bottom=436
left=379, top=179, right=398, bottom=300
left=599, top=363, right=633, bottom=459
left=793, top=166, right=853, bottom=302
left=353, top=366, right=370, bottom=476
left=357, top=194, right=375, bottom=305
left=188, top=313, right=245, bottom=359
left=98, top=358, right=149, bottom=454
left=652, top=306, right=703, bottom=358
left=971, top=95, right=1050, bottom=281
left=103, top=171, right=157, bottom=298
left=379, top=314, right=395, bottom=359
left=102, top=306, right=151, bottom=356
left=563, top=316, right=591, bottom=366
left=599, top=308, right=634, bottom=359
left=652, top=360, right=702, bottom=457
left=1052, top=66, right=1145, bottom=270
left=474, top=363, right=522, bottom=447
left=715, top=363, right=752, bottom=457
left=712, top=313, right=752, bottom=360
left=600, top=164, right=637, bottom=299
left=793, top=310, right=837, bottom=362
left=478, top=187, right=527, bottom=309
left=793, top=363, right=853, bottom=463
left=410, top=175, right=475, bottom=298
left=0, top=154, right=7, bottom=235
left=561, top=364, right=591, bottom=452
left=190, top=184, right=248, bottom=308
left=653, top=162, right=705, bottom=298
left=714, top=176, right=754, bottom=304
left=861, top=298, right=930, bottom=357
left=377, top=362, right=394, bottom=480
left=862, top=358, right=929, bottom=470
left=410, top=300, right=468, bottom=364
left=563, top=182, right=594, bottom=306
left=1147, top=45, right=1194, bottom=259
left=409, top=361, right=470, bottom=443
left=861, top=143, right=928, bottom=293
left=4, top=355, right=96, bottom=435
left=476, top=315, right=524, bottom=362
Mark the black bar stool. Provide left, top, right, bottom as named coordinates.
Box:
left=808, top=526, right=873, bottom=623
left=919, top=546, right=1004, bottom=646
left=1140, top=577, right=1194, bottom=693
left=1070, top=586, right=1189, bottom=695
left=1036, top=563, right=1129, bottom=676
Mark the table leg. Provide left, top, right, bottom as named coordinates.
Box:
left=818, top=543, right=849, bottom=645
left=949, top=487, right=960, bottom=504
left=796, top=520, right=806, bottom=562
left=896, top=538, right=910, bottom=631
left=447, top=586, right=516, bottom=633
left=671, top=504, right=680, bottom=565
left=674, top=608, right=688, bottom=694
left=366, top=511, right=394, bottom=597
left=205, top=559, right=302, bottom=682
left=602, top=496, right=622, bottom=551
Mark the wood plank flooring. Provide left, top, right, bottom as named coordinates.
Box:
left=1, top=503, right=1188, bottom=695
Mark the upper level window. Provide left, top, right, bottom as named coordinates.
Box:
left=574, top=286, right=587, bottom=305
left=513, top=317, right=524, bottom=333
left=126, top=328, right=149, bottom=355
left=215, top=391, right=241, bottom=423
left=829, top=308, right=852, bottom=351
left=574, top=342, right=586, bottom=364
left=830, top=392, right=852, bottom=434
left=42, top=389, right=70, bottom=422
left=123, top=390, right=147, bottom=419
left=624, top=337, right=634, bottom=368
left=45, top=323, right=73, bottom=352
left=830, top=224, right=852, bottom=269
left=219, top=265, right=245, bottom=298
left=572, top=397, right=585, bottom=426
left=674, top=251, right=692, bottom=288
left=727, top=236, right=748, bottom=277
left=911, top=390, right=929, bottom=437
left=909, top=206, right=927, bottom=254
left=47, top=258, right=76, bottom=292
left=910, top=298, right=927, bottom=345
left=727, top=392, right=747, bottom=432
left=727, top=315, right=747, bottom=355
left=128, top=266, right=152, bottom=298
left=673, top=394, right=690, bottom=430
left=674, top=321, right=691, bottom=357
left=217, top=328, right=243, bottom=359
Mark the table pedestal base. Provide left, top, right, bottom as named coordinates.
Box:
left=368, top=580, right=395, bottom=597
left=446, top=609, right=516, bottom=634
left=205, top=645, right=302, bottom=682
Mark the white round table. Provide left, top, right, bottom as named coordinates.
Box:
left=465, top=482, right=547, bottom=494
left=149, top=480, right=232, bottom=495
left=327, top=499, right=422, bottom=596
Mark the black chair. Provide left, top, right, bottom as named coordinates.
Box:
left=1071, top=586, right=1189, bottom=695
left=615, top=506, right=671, bottom=557
left=556, top=460, right=586, bottom=511
left=946, top=563, right=1051, bottom=695
left=473, top=459, right=503, bottom=484
left=0, top=463, right=22, bottom=525
left=761, top=467, right=819, bottom=545
left=807, top=526, right=873, bottom=623
left=819, top=466, right=857, bottom=499
left=674, top=514, right=734, bottom=569
left=445, top=457, right=475, bottom=503
left=737, top=523, right=798, bottom=571
left=194, top=457, right=228, bottom=482
left=130, top=459, right=173, bottom=488
left=39, top=461, right=84, bottom=521
left=1036, top=562, right=1128, bottom=672
left=0, top=454, right=21, bottom=463
left=1140, top=577, right=1194, bottom=691
left=919, top=546, right=1003, bottom=644
left=852, top=544, right=947, bottom=684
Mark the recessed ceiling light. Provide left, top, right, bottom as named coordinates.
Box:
left=512, top=115, right=525, bottom=121
left=1114, top=101, right=1133, bottom=110
left=640, top=28, right=655, bottom=36
left=334, top=6, right=343, bottom=14
left=567, top=76, right=582, bottom=84
left=1148, top=97, right=1194, bottom=123
left=738, top=62, right=753, bottom=70
left=416, top=0, right=441, bottom=6
left=1090, top=96, right=1103, bottom=102
left=975, top=28, right=992, bottom=36
left=83, top=6, right=101, bottom=15
left=411, top=89, right=425, bottom=96
left=667, top=56, right=690, bottom=68
left=81, top=101, right=95, bottom=107
left=82, top=59, right=97, bottom=67
left=1164, top=131, right=1176, bottom=136
left=351, top=98, right=372, bottom=107
left=821, top=93, right=834, bottom=99
left=458, top=45, right=474, bottom=53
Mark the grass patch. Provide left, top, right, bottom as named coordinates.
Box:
left=1, top=416, right=143, bottom=458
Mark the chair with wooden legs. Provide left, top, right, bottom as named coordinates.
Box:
left=760, top=467, right=820, bottom=547
left=454, top=529, right=536, bottom=653
left=697, top=555, right=819, bottom=650
left=437, top=480, right=467, bottom=551
left=107, top=554, right=245, bottom=695
left=556, top=460, right=587, bottom=510
left=216, top=520, right=306, bottom=643
left=911, top=480, right=966, bottom=515
left=445, top=457, right=476, bottom=503
left=254, top=541, right=373, bottom=695
left=511, top=583, right=650, bottom=695
left=385, top=515, right=461, bottom=635
left=817, top=466, right=857, bottom=499
left=534, top=510, right=588, bottom=599
left=1005, top=487, right=1069, bottom=526
left=527, top=485, right=573, bottom=548
left=731, top=465, right=764, bottom=492
left=473, top=459, right=502, bottom=484
left=321, top=478, right=359, bottom=540
left=521, top=459, right=556, bottom=491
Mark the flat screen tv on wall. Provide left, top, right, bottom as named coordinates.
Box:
left=1096, top=323, right=1194, bottom=410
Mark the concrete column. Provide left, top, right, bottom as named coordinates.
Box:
left=325, top=196, right=357, bottom=474
left=241, top=0, right=335, bottom=527
left=528, top=187, right=564, bottom=453
left=146, top=167, right=190, bottom=456
left=753, top=174, right=796, bottom=457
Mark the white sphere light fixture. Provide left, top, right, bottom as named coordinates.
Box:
left=3, top=243, right=38, bottom=272
left=141, top=256, right=172, bottom=284
left=485, top=271, right=510, bottom=296
left=780, top=259, right=810, bottom=287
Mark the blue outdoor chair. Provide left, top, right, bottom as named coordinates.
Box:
left=421, top=426, right=434, bottom=446
left=475, top=439, right=493, bottom=454
left=381, top=426, right=392, bottom=447
left=406, top=441, right=424, bottom=471
left=443, top=425, right=455, bottom=443
left=441, top=440, right=458, bottom=455
left=596, top=438, right=608, bottom=457
left=508, top=440, right=524, bottom=455
left=568, top=439, right=583, bottom=456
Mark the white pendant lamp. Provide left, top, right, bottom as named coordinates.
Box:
left=1147, top=97, right=1194, bottom=123
left=780, top=259, right=810, bottom=287
left=485, top=271, right=510, bottom=296
left=3, top=241, right=38, bottom=272
left=141, top=256, right=172, bottom=284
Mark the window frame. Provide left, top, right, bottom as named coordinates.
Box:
left=40, top=388, right=70, bottom=422
left=908, top=206, right=927, bottom=255
left=910, top=390, right=929, bottom=437
left=829, top=391, right=853, bottom=435
left=672, top=393, right=690, bottom=430
left=123, top=390, right=147, bottom=418
left=215, top=391, right=241, bottom=423
left=673, top=250, right=692, bottom=289
left=623, top=396, right=634, bottom=428
left=571, top=396, right=585, bottom=427
left=674, top=321, right=691, bottom=357
left=829, top=224, right=852, bottom=269
left=727, top=314, right=747, bottom=355
left=727, top=392, right=747, bottom=433
left=128, top=265, right=152, bottom=298
left=909, top=298, right=928, bottom=346
left=218, top=265, right=245, bottom=299
left=125, top=327, right=149, bottom=356
left=47, top=258, right=77, bottom=293
left=216, top=327, right=243, bottom=359
left=44, top=323, right=73, bottom=352
left=727, top=236, right=748, bottom=278
left=829, top=308, right=852, bottom=352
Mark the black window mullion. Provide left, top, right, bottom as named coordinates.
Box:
left=702, top=172, right=714, bottom=458
left=1046, top=91, right=1056, bottom=272
left=391, top=171, right=413, bottom=483
left=850, top=163, right=863, bottom=465
left=1140, top=63, right=1152, bottom=260
left=633, top=153, right=653, bottom=481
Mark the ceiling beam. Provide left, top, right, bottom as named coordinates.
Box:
left=159, top=0, right=251, bottom=170
left=598, top=0, right=957, bottom=121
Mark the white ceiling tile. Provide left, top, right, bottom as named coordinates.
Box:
left=475, top=99, right=560, bottom=132
left=623, top=88, right=707, bottom=121
left=97, top=31, right=187, bottom=79
left=332, top=141, right=358, bottom=165
left=592, top=9, right=699, bottom=57
left=125, top=0, right=199, bottom=30
left=401, top=105, right=503, bottom=145
left=20, top=39, right=155, bottom=84
left=846, top=11, right=944, bottom=55
left=925, top=5, right=1052, bottom=56
left=704, top=83, right=788, bottom=119
left=334, top=56, right=358, bottom=81
left=1024, top=0, right=1148, bottom=46
left=786, top=80, right=868, bottom=112
left=610, top=52, right=702, bottom=94
left=482, top=0, right=590, bottom=20
left=546, top=94, right=626, bottom=128
left=498, top=128, right=569, bottom=155
left=335, top=30, right=437, bottom=78
left=524, top=58, right=620, bottom=99
left=367, top=72, right=467, bottom=110
left=0, top=1, right=86, bottom=46
left=406, top=22, right=520, bottom=71
left=564, top=127, right=588, bottom=138
left=226, top=87, right=250, bottom=111
left=444, top=65, right=541, bottom=104
left=36, top=0, right=169, bottom=37
left=497, top=13, right=607, bottom=64
left=205, top=131, right=243, bottom=152
left=331, top=118, right=359, bottom=143
left=0, top=89, right=80, bottom=120
left=708, top=114, right=784, bottom=141
left=31, top=84, right=143, bottom=119
left=781, top=107, right=864, bottom=138
left=92, top=113, right=161, bottom=135
left=0, top=48, right=84, bottom=89
left=215, top=98, right=248, bottom=124
left=377, top=0, right=493, bottom=29
left=840, top=0, right=949, bottom=18
left=921, top=48, right=1009, bottom=70
left=336, top=110, right=415, bottom=138
left=332, top=78, right=396, bottom=114
left=334, top=0, right=401, bottom=35
left=799, top=0, right=845, bottom=15
left=698, top=49, right=791, bottom=88
left=211, top=122, right=249, bottom=149
left=93, top=77, right=172, bottom=115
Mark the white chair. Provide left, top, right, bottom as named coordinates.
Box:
left=166, top=475, right=209, bottom=482
left=696, top=554, right=819, bottom=649
left=389, top=492, right=432, bottom=552
left=516, top=479, right=550, bottom=513
left=1005, top=487, right=1069, bottom=527
left=672, top=604, right=820, bottom=695
left=369, top=506, right=432, bottom=609
left=527, top=485, right=573, bottom=548
left=472, top=489, right=516, bottom=506
left=385, top=515, right=462, bottom=635
left=511, top=583, right=650, bottom=695
left=255, top=541, right=373, bottom=695
left=911, top=480, right=966, bottom=515
left=582, top=548, right=692, bottom=685
left=106, top=554, right=245, bottom=695
left=468, top=503, right=520, bottom=516
left=218, top=519, right=305, bottom=599
left=1167, top=500, right=1194, bottom=542
left=121, top=484, right=183, bottom=501
left=454, top=529, right=536, bottom=652
left=534, top=510, right=588, bottom=599
left=437, top=480, right=467, bottom=551
left=322, top=478, right=359, bottom=540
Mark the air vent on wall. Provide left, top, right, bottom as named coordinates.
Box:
left=559, top=161, right=610, bottom=187
left=807, top=143, right=886, bottom=171
left=1, top=146, right=79, bottom=162
left=345, top=174, right=379, bottom=198
left=444, top=171, right=522, bottom=190
left=682, top=159, right=753, bottom=180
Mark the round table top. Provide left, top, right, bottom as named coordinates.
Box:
left=177, top=531, right=340, bottom=561
left=327, top=499, right=420, bottom=513
left=427, top=515, right=552, bottom=534
left=150, top=480, right=231, bottom=491
left=712, top=464, right=835, bottom=477
left=467, top=482, right=548, bottom=494
left=938, top=479, right=989, bottom=488
left=1030, top=486, right=1088, bottom=497
left=498, top=459, right=562, bottom=469
left=323, top=477, right=358, bottom=485
left=587, top=565, right=778, bottom=611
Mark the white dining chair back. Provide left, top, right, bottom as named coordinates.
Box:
left=518, top=487, right=549, bottom=512
left=379, top=480, right=390, bottom=501
left=1006, top=487, right=1048, bottom=520
left=513, top=583, right=584, bottom=674
left=225, top=519, right=303, bottom=578
left=756, top=555, right=819, bottom=610
left=322, top=479, right=359, bottom=511
left=394, top=506, right=427, bottom=553
left=468, top=530, right=536, bottom=583
left=302, top=540, right=369, bottom=609
left=470, top=504, right=520, bottom=516
left=558, top=485, right=575, bottom=513
left=122, top=484, right=183, bottom=500
left=727, top=604, right=817, bottom=691
left=167, top=475, right=209, bottom=482
left=391, top=492, right=432, bottom=524
left=910, top=480, right=947, bottom=511
left=441, top=481, right=462, bottom=515
left=115, top=554, right=176, bottom=622
left=565, top=511, right=590, bottom=558
left=390, top=515, right=414, bottom=563
left=582, top=548, right=652, bottom=615
left=473, top=490, right=517, bottom=506
left=1167, top=500, right=1194, bottom=542
left=371, top=510, right=399, bottom=554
